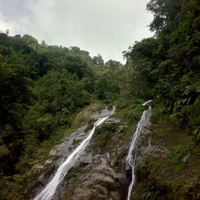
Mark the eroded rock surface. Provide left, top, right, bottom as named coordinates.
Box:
left=61, top=153, right=121, bottom=200
left=77, top=104, right=114, bottom=119
left=30, top=106, right=128, bottom=200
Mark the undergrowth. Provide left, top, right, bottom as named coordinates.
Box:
left=133, top=105, right=200, bottom=200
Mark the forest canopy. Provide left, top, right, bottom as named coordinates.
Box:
left=0, top=33, right=122, bottom=182
left=124, top=0, right=200, bottom=139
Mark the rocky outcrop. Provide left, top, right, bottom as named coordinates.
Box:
left=30, top=106, right=129, bottom=200
left=77, top=104, right=114, bottom=119
left=29, top=124, right=90, bottom=197
left=62, top=153, right=121, bottom=200
left=55, top=117, right=129, bottom=200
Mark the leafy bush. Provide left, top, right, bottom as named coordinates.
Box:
left=71, top=115, right=90, bottom=130
left=92, top=123, right=117, bottom=147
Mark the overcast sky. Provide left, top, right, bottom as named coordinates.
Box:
left=0, top=0, right=153, bottom=63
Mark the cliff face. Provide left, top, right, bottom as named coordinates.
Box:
left=62, top=153, right=122, bottom=200
left=28, top=105, right=130, bottom=200
left=27, top=102, right=155, bottom=200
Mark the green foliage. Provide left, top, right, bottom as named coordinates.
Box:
left=136, top=154, right=169, bottom=200
left=150, top=103, right=168, bottom=124
left=128, top=104, right=148, bottom=120
left=71, top=115, right=90, bottom=130
left=0, top=31, right=124, bottom=199
left=0, top=173, right=9, bottom=199
left=168, top=145, right=191, bottom=173
left=123, top=0, right=200, bottom=143
left=95, top=77, right=119, bottom=103
left=84, top=118, right=96, bottom=132
left=92, top=123, right=118, bottom=147
left=92, top=53, right=104, bottom=66
left=133, top=109, right=200, bottom=199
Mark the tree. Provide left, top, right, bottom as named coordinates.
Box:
left=92, top=54, right=104, bottom=65
left=6, top=30, right=9, bottom=35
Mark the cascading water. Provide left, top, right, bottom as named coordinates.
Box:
left=126, top=100, right=152, bottom=200
left=34, top=107, right=115, bottom=200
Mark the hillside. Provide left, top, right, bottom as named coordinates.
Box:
left=0, top=0, right=200, bottom=199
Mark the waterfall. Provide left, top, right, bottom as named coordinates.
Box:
left=126, top=100, right=152, bottom=200
left=34, top=107, right=115, bottom=200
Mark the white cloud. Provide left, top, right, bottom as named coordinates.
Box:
left=0, top=13, right=18, bottom=35
left=0, top=0, right=153, bottom=63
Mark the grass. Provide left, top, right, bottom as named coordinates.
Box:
left=91, top=123, right=118, bottom=147
left=132, top=107, right=200, bottom=200
left=84, top=118, right=96, bottom=132
left=115, top=100, right=150, bottom=145
left=71, top=115, right=90, bottom=130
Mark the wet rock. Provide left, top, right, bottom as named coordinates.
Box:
left=77, top=104, right=115, bottom=119
left=62, top=153, right=121, bottom=200
left=70, top=187, right=92, bottom=200
left=49, top=124, right=88, bottom=158
left=30, top=108, right=127, bottom=200
left=106, top=152, right=111, bottom=164
left=44, top=159, right=52, bottom=165
left=32, top=164, right=44, bottom=169
left=105, top=117, right=121, bottom=123
left=83, top=153, right=93, bottom=164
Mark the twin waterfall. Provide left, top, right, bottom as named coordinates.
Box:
left=126, top=100, right=152, bottom=200
left=33, top=101, right=151, bottom=200
left=34, top=107, right=115, bottom=200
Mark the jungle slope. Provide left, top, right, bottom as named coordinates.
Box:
left=132, top=103, right=200, bottom=200
left=1, top=0, right=200, bottom=199
left=123, top=0, right=200, bottom=199
left=0, top=32, right=124, bottom=199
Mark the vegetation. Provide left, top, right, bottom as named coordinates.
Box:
left=124, top=0, right=200, bottom=136
left=92, top=123, right=118, bottom=147
left=0, top=0, right=200, bottom=198
left=134, top=116, right=200, bottom=200
left=121, top=0, right=200, bottom=199
left=0, top=33, right=122, bottom=199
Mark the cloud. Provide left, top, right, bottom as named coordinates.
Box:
left=0, top=0, right=153, bottom=63
left=0, top=14, right=18, bottom=34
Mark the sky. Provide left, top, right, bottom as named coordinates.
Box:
left=0, top=0, right=153, bottom=63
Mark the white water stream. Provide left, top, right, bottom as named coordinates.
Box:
left=126, top=100, right=152, bottom=200
left=34, top=107, right=115, bottom=200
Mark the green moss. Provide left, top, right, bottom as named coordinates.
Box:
left=64, top=162, right=88, bottom=181
left=92, top=123, right=118, bottom=147
left=84, top=118, right=96, bottom=132
left=115, top=101, right=149, bottom=146
left=107, top=105, right=113, bottom=110
left=72, top=115, right=90, bottom=130
left=44, top=164, right=55, bottom=176
left=150, top=103, right=169, bottom=124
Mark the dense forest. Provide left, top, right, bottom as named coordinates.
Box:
left=0, top=0, right=200, bottom=199
left=123, top=0, right=200, bottom=143
left=122, top=0, right=200, bottom=199
left=0, top=32, right=125, bottom=198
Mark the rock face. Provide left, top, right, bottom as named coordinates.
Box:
left=77, top=104, right=114, bottom=119
left=30, top=124, right=91, bottom=199
left=30, top=106, right=128, bottom=200
left=62, top=153, right=121, bottom=200
left=53, top=116, right=128, bottom=200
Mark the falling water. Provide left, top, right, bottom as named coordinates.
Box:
left=34, top=107, right=115, bottom=200
left=126, top=100, right=152, bottom=200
